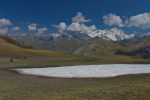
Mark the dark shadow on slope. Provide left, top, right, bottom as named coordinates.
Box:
left=115, top=46, right=150, bottom=59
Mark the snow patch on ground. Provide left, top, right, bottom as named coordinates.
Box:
left=14, top=64, right=150, bottom=78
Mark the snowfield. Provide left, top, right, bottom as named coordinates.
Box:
left=14, top=64, right=150, bottom=78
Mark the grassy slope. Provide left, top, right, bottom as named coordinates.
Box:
left=0, top=37, right=72, bottom=58
left=0, top=64, right=150, bottom=100
left=0, top=36, right=150, bottom=69
left=74, top=37, right=125, bottom=57
left=0, top=36, right=150, bottom=100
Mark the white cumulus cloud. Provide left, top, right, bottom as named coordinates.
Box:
left=37, top=27, right=48, bottom=34
left=53, top=12, right=96, bottom=34
left=53, top=22, right=67, bottom=33
left=80, top=24, right=96, bottom=34
left=0, top=18, right=12, bottom=27
left=72, top=12, right=91, bottom=23
left=28, top=23, right=37, bottom=31
left=103, top=13, right=124, bottom=27
left=67, top=23, right=81, bottom=32
left=12, top=26, right=20, bottom=31
left=67, top=23, right=96, bottom=34
left=126, top=12, right=150, bottom=29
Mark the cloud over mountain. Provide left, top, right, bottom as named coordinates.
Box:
left=53, top=12, right=96, bottom=34
left=1, top=12, right=150, bottom=37
left=0, top=28, right=8, bottom=34
left=103, top=12, right=150, bottom=29
left=28, top=23, right=37, bottom=31
left=126, top=13, right=150, bottom=29
left=67, top=23, right=81, bottom=32
left=37, top=27, right=48, bottom=34
left=103, top=13, right=124, bottom=27
left=53, top=22, right=67, bottom=33
left=0, top=18, right=12, bottom=27
left=72, top=12, right=91, bottom=23
left=12, top=26, right=20, bottom=31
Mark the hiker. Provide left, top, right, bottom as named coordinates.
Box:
left=10, top=58, right=13, bottom=62
left=24, top=56, right=27, bottom=60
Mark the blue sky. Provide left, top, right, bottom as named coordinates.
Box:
left=0, top=0, right=150, bottom=35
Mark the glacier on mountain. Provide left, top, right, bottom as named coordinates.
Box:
left=88, top=28, right=135, bottom=41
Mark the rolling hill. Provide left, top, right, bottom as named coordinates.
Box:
left=12, top=32, right=87, bottom=53
left=0, top=35, right=75, bottom=58
left=0, top=35, right=150, bottom=66
left=74, top=37, right=122, bottom=56
left=115, top=35, right=150, bottom=58
left=73, top=34, right=150, bottom=59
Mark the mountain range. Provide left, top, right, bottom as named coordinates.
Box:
left=7, top=28, right=150, bottom=59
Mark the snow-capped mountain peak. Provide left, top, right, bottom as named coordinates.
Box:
left=88, top=28, right=135, bottom=41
